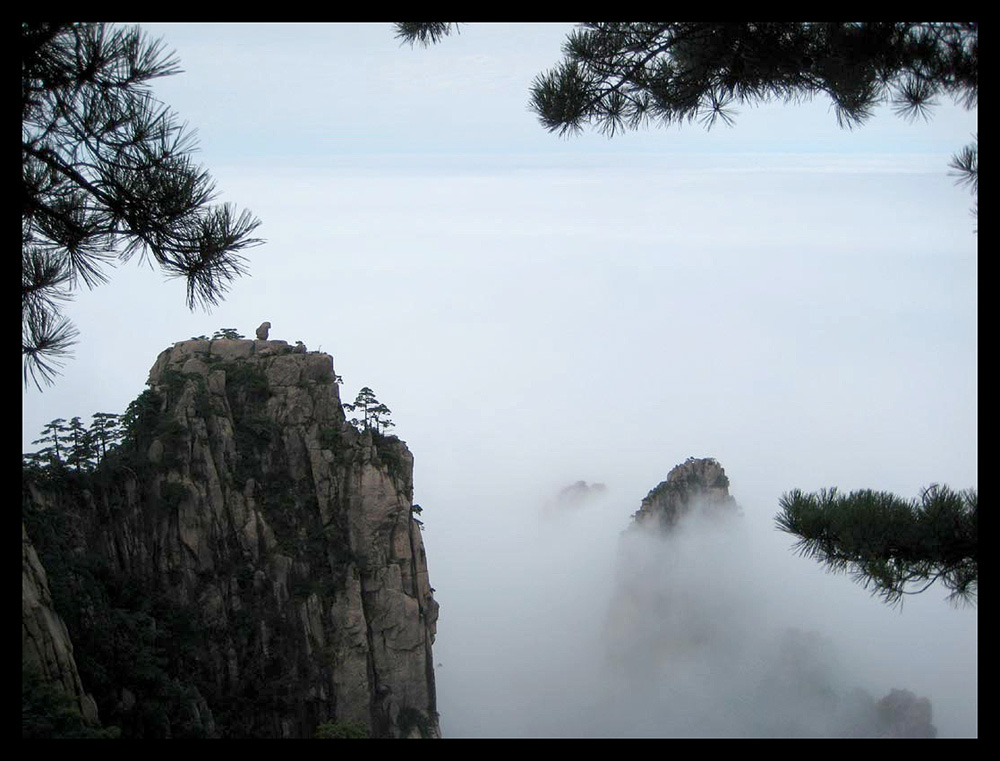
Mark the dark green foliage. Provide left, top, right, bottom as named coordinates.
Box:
left=193, top=383, right=214, bottom=420
left=89, top=412, right=123, bottom=460
left=371, top=431, right=412, bottom=500
left=22, top=480, right=218, bottom=738
left=22, top=662, right=120, bottom=738
left=518, top=23, right=977, bottom=134
left=394, top=22, right=460, bottom=47
left=344, top=386, right=395, bottom=434
left=236, top=415, right=280, bottom=446
left=397, top=22, right=977, bottom=222
left=319, top=425, right=342, bottom=450
left=212, top=327, right=245, bottom=340
left=949, top=133, right=978, bottom=227
left=159, top=481, right=190, bottom=510
left=64, top=416, right=97, bottom=471
left=26, top=412, right=125, bottom=477
left=68, top=583, right=216, bottom=738
left=22, top=23, right=262, bottom=389
left=397, top=707, right=432, bottom=738
left=153, top=417, right=188, bottom=467
left=315, top=719, right=369, bottom=738
left=20, top=389, right=168, bottom=484
left=225, top=362, right=269, bottom=405
left=232, top=414, right=280, bottom=487
left=159, top=368, right=193, bottom=407
left=156, top=367, right=212, bottom=420
left=31, top=417, right=69, bottom=466
left=776, top=484, right=977, bottom=606
left=396, top=22, right=977, bottom=133
left=118, top=389, right=165, bottom=453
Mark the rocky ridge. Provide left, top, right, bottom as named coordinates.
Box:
left=22, top=336, right=439, bottom=738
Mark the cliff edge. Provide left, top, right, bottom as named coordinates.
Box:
left=23, top=337, right=439, bottom=738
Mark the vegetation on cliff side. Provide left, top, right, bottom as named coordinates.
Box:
left=23, top=348, right=422, bottom=738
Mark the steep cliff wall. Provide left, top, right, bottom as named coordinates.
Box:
left=22, top=338, right=439, bottom=738
left=22, top=522, right=100, bottom=730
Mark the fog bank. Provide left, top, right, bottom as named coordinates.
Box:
left=431, top=481, right=977, bottom=737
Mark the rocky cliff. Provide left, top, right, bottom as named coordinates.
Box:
left=630, top=457, right=741, bottom=529
left=22, top=522, right=100, bottom=731
left=22, top=337, right=439, bottom=738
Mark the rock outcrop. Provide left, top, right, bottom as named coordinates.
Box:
left=631, top=457, right=740, bottom=529
left=876, top=689, right=937, bottom=738
left=22, top=337, right=439, bottom=738
left=22, top=522, right=100, bottom=727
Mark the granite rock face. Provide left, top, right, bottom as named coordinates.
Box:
left=23, top=338, right=439, bottom=738
left=22, top=522, right=100, bottom=726
left=631, top=457, right=741, bottom=529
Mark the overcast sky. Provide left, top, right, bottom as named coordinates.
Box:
left=22, top=23, right=977, bottom=737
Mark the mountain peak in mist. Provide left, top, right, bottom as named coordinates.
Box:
left=632, top=457, right=741, bottom=530
left=557, top=480, right=607, bottom=505
left=606, top=456, right=939, bottom=737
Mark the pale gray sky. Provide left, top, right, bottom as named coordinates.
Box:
left=23, top=23, right=977, bottom=737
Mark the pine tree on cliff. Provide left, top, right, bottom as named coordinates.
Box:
left=344, top=387, right=395, bottom=435
left=22, top=22, right=263, bottom=390
left=369, top=403, right=395, bottom=435
left=30, top=418, right=69, bottom=467
left=64, top=416, right=98, bottom=472
left=88, top=412, right=123, bottom=461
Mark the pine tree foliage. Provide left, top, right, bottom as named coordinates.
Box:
left=522, top=23, right=977, bottom=135
left=394, top=22, right=461, bottom=47
left=30, top=418, right=69, bottom=467
left=64, top=416, right=98, bottom=471
left=776, top=485, right=977, bottom=607
left=344, top=387, right=395, bottom=434
left=89, top=412, right=123, bottom=460
left=24, top=412, right=125, bottom=474
left=394, top=23, right=976, bottom=133
left=948, top=133, right=978, bottom=228
left=395, top=22, right=978, bottom=221
left=22, top=22, right=263, bottom=390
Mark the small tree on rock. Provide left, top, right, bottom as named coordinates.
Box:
left=30, top=418, right=69, bottom=466
left=89, top=412, right=123, bottom=460
left=344, top=387, right=395, bottom=434
left=64, top=416, right=97, bottom=471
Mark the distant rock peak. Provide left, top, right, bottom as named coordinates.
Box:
left=631, top=457, right=740, bottom=530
